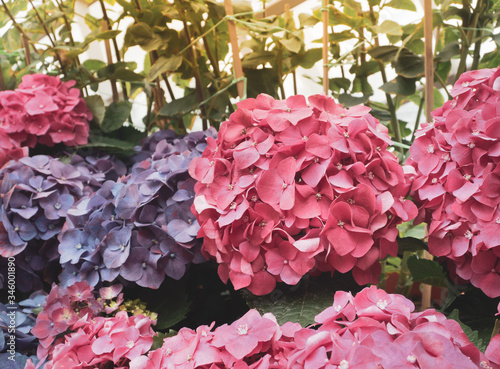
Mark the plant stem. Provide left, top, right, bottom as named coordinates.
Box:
left=98, top=0, right=128, bottom=100
left=178, top=0, right=208, bottom=129
left=0, top=0, right=38, bottom=60
left=379, top=62, right=404, bottom=154
left=161, top=74, right=176, bottom=101
left=434, top=71, right=451, bottom=99
left=395, top=251, right=413, bottom=296
left=411, top=95, right=425, bottom=142
left=0, top=67, right=5, bottom=91
left=292, top=70, right=298, bottom=95
left=369, top=4, right=403, bottom=154
left=27, top=0, right=66, bottom=74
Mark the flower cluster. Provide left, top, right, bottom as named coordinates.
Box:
left=0, top=154, right=113, bottom=292
left=0, top=74, right=92, bottom=167
left=288, top=285, right=498, bottom=368
left=407, top=67, right=500, bottom=297
left=130, top=308, right=299, bottom=369
left=190, top=94, right=417, bottom=295
left=29, top=281, right=155, bottom=369
left=58, top=130, right=215, bottom=289
left=131, top=286, right=500, bottom=369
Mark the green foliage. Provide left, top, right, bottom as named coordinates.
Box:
left=244, top=274, right=361, bottom=327
left=448, top=310, right=486, bottom=352
left=407, top=256, right=448, bottom=287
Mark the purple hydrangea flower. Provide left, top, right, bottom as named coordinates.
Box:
left=0, top=153, right=123, bottom=293
left=59, top=129, right=216, bottom=289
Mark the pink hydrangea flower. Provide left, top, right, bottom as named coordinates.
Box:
left=130, top=286, right=498, bottom=369
left=408, top=67, right=500, bottom=297
left=0, top=74, right=92, bottom=166
left=190, top=94, right=417, bottom=295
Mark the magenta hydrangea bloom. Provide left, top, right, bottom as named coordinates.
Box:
left=190, top=94, right=417, bottom=295
left=407, top=67, right=500, bottom=298
left=0, top=74, right=92, bottom=167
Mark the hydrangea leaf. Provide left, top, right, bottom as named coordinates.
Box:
left=448, top=309, right=486, bottom=352
left=100, top=101, right=132, bottom=133
left=407, top=255, right=448, bottom=287
left=243, top=274, right=361, bottom=327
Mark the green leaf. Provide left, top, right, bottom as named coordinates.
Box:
left=291, top=48, right=322, bottom=69
left=356, top=60, right=380, bottom=76
left=244, top=274, right=352, bottom=327
left=435, top=42, right=460, bottom=62
left=380, top=75, right=417, bottom=96
left=397, top=237, right=428, bottom=253
left=245, top=68, right=279, bottom=98
left=85, top=135, right=136, bottom=154
left=148, top=55, right=183, bottom=81
left=479, top=49, right=500, bottom=68
left=368, top=45, right=399, bottom=62
left=299, top=13, right=319, bottom=27
left=385, top=0, right=417, bottom=11
left=83, top=59, right=106, bottom=71
left=94, top=30, right=122, bottom=40
left=154, top=290, right=191, bottom=331
left=279, top=37, right=302, bottom=53
left=395, top=51, right=425, bottom=78
left=329, top=77, right=351, bottom=92
left=125, top=22, right=164, bottom=52
left=158, top=93, right=199, bottom=118
left=406, top=39, right=424, bottom=55
left=338, top=93, right=371, bottom=107
left=342, top=0, right=362, bottom=12
left=448, top=310, right=485, bottom=351
left=370, top=108, right=392, bottom=121
left=241, top=51, right=275, bottom=68
left=407, top=256, right=448, bottom=287
left=435, top=61, right=451, bottom=86
left=100, top=101, right=132, bottom=133
left=371, top=20, right=403, bottom=36
left=97, top=63, right=144, bottom=82
left=84, top=95, right=106, bottom=125
left=152, top=331, right=177, bottom=350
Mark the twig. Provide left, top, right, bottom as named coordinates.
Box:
left=98, top=0, right=128, bottom=100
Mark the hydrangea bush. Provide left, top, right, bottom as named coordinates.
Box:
left=0, top=75, right=92, bottom=167
left=190, top=94, right=417, bottom=295
left=58, top=130, right=215, bottom=289
left=407, top=67, right=500, bottom=297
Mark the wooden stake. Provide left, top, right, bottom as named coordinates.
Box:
left=224, top=0, right=244, bottom=99
left=424, top=0, right=434, bottom=122
left=322, top=0, right=329, bottom=95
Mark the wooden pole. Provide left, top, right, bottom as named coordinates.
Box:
left=424, top=0, right=434, bottom=122
left=322, top=0, right=329, bottom=95
left=224, top=0, right=245, bottom=99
